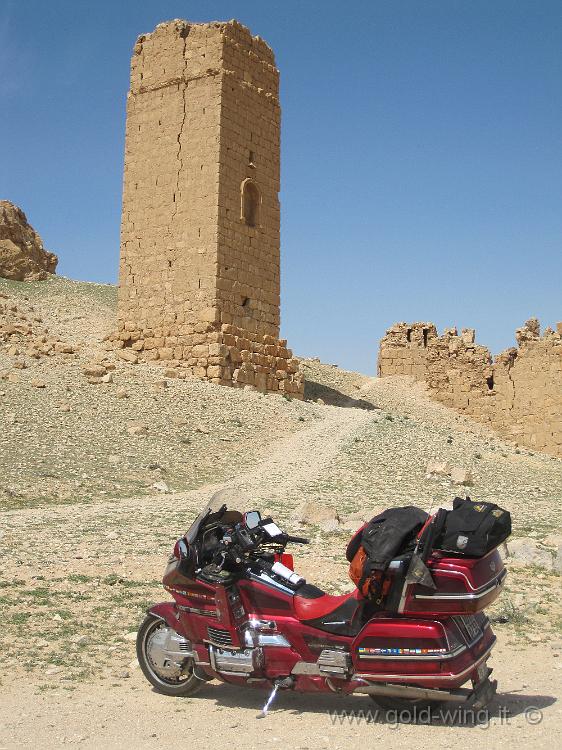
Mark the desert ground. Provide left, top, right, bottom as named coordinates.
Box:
left=0, top=276, right=561, bottom=748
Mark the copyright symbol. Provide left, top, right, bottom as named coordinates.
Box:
left=525, top=706, right=543, bottom=725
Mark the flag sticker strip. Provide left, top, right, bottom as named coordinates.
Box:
left=358, top=647, right=448, bottom=656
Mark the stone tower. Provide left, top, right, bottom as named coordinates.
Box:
left=115, top=19, right=303, bottom=397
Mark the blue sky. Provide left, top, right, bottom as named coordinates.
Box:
left=1, top=1, right=561, bottom=373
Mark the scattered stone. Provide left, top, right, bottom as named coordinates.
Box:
left=116, top=388, right=129, bottom=399
left=450, top=467, right=474, bottom=486
left=101, top=373, right=113, bottom=383
left=507, top=538, right=553, bottom=570
left=45, top=666, right=63, bottom=676
left=82, top=364, right=107, bottom=378
left=59, top=403, right=71, bottom=412
left=112, top=670, right=130, bottom=679
left=298, top=502, right=340, bottom=532
left=426, top=461, right=450, bottom=478
left=316, top=398, right=325, bottom=405
left=339, top=510, right=371, bottom=532
left=54, top=342, right=75, bottom=354
left=152, top=481, right=170, bottom=493
left=117, top=349, right=139, bottom=364
left=30, top=378, right=46, bottom=389
left=7, top=372, right=20, bottom=383
left=127, top=422, right=148, bottom=436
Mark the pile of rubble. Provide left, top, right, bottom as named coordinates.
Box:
left=0, top=293, right=77, bottom=382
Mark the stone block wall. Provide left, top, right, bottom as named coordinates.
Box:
left=376, top=322, right=438, bottom=379
left=112, top=19, right=303, bottom=397
left=378, top=319, right=562, bottom=458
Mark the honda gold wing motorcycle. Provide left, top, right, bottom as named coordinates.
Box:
left=137, top=493, right=504, bottom=716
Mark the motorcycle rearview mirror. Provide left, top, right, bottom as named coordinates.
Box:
left=177, top=539, right=189, bottom=559
left=244, top=511, right=261, bottom=530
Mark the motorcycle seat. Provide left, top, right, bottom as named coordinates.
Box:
left=293, top=588, right=367, bottom=636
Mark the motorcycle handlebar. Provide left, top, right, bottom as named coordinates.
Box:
left=284, top=534, right=310, bottom=545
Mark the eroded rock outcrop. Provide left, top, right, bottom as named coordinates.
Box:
left=0, top=201, right=58, bottom=281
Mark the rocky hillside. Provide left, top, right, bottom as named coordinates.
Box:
left=0, top=201, right=58, bottom=281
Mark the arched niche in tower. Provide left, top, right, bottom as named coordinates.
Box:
left=240, top=178, right=261, bottom=228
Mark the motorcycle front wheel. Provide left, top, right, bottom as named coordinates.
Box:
left=136, top=614, right=205, bottom=697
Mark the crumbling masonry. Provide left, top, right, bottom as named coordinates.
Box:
left=111, top=19, right=303, bottom=397
left=378, top=320, right=562, bottom=458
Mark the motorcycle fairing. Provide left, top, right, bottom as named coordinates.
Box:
left=148, top=601, right=182, bottom=630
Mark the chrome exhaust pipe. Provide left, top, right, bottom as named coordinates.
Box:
left=352, top=680, right=472, bottom=703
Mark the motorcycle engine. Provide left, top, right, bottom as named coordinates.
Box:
left=209, top=645, right=263, bottom=676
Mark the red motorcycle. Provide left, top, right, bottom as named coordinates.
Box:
left=137, top=493, right=504, bottom=715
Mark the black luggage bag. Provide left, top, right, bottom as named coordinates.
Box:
left=433, top=497, right=511, bottom=556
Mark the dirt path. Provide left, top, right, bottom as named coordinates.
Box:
left=1, top=396, right=373, bottom=529
left=214, top=399, right=374, bottom=500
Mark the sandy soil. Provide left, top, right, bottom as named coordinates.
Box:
left=0, top=633, right=560, bottom=750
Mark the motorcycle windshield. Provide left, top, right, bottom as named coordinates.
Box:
left=184, top=489, right=244, bottom=545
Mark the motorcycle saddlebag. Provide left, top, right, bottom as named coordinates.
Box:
left=347, top=507, right=428, bottom=599
left=433, top=497, right=511, bottom=557
left=396, top=547, right=507, bottom=616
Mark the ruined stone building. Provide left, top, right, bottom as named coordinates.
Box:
left=113, top=19, right=303, bottom=397
left=379, top=319, right=562, bottom=458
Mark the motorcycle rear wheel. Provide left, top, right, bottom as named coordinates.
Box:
left=137, top=614, right=204, bottom=697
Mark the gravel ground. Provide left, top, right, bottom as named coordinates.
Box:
left=0, top=277, right=561, bottom=748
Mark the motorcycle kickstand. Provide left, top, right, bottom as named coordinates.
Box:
left=257, top=677, right=294, bottom=719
